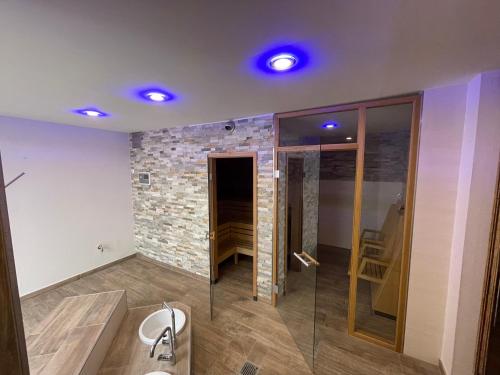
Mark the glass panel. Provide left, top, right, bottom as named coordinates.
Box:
left=354, top=103, right=413, bottom=342
left=314, top=150, right=356, bottom=371
left=277, top=150, right=320, bottom=370
left=279, top=110, right=358, bottom=146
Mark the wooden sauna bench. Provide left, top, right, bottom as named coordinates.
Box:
left=214, top=200, right=254, bottom=279
left=357, top=204, right=404, bottom=317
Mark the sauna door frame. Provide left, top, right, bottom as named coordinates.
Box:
left=208, top=152, right=258, bottom=300
left=475, top=158, right=500, bottom=374
left=272, top=94, right=422, bottom=352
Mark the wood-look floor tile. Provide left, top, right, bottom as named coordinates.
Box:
left=204, top=360, right=236, bottom=375
left=27, top=353, right=54, bottom=375
left=21, top=254, right=439, bottom=375
left=399, top=355, right=441, bottom=375
left=192, top=345, right=216, bottom=375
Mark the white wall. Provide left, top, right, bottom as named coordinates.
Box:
left=0, top=116, right=135, bottom=296
left=405, top=71, right=500, bottom=371
left=318, top=180, right=403, bottom=249
left=446, top=70, right=500, bottom=375
left=318, top=180, right=354, bottom=249
left=440, top=75, right=481, bottom=374
left=404, top=83, right=468, bottom=364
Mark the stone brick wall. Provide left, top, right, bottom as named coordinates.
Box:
left=130, top=115, right=275, bottom=302
left=302, top=153, right=320, bottom=258
left=321, top=129, right=410, bottom=181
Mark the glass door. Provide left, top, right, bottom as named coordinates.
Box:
left=276, top=149, right=320, bottom=370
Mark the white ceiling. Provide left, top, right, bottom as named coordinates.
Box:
left=1, top=0, right=499, bottom=133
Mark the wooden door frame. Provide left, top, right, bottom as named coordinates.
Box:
left=0, top=153, right=30, bottom=374
left=208, top=152, right=258, bottom=299
left=475, top=159, right=500, bottom=374
left=272, top=94, right=422, bottom=353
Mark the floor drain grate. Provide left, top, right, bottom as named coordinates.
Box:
left=239, top=361, right=259, bottom=375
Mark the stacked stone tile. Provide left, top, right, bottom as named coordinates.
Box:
left=320, top=129, right=411, bottom=181
left=130, top=115, right=274, bottom=302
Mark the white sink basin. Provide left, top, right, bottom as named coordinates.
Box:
left=138, top=307, right=186, bottom=345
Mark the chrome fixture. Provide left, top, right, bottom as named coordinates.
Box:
left=157, top=326, right=176, bottom=364
left=162, top=302, right=176, bottom=349
left=149, top=302, right=177, bottom=364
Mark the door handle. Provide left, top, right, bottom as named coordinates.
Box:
left=209, top=231, right=215, bottom=240
left=293, top=251, right=320, bottom=267
left=294, top=252, right=310, bottom=267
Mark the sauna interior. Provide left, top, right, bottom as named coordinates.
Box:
left=1, top=2, right=500, bottom=375
left=210, top=156, right=255, bottom=295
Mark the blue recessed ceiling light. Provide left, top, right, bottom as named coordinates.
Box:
left=256, top=45, right=309, bottom=74
left=137, top=88, right=174, bottom=103
left=322, top=121, right=339, bottom=129
left=268, top=53, right=298, bottom=72
left=73, top=108, right=109, bottom=117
